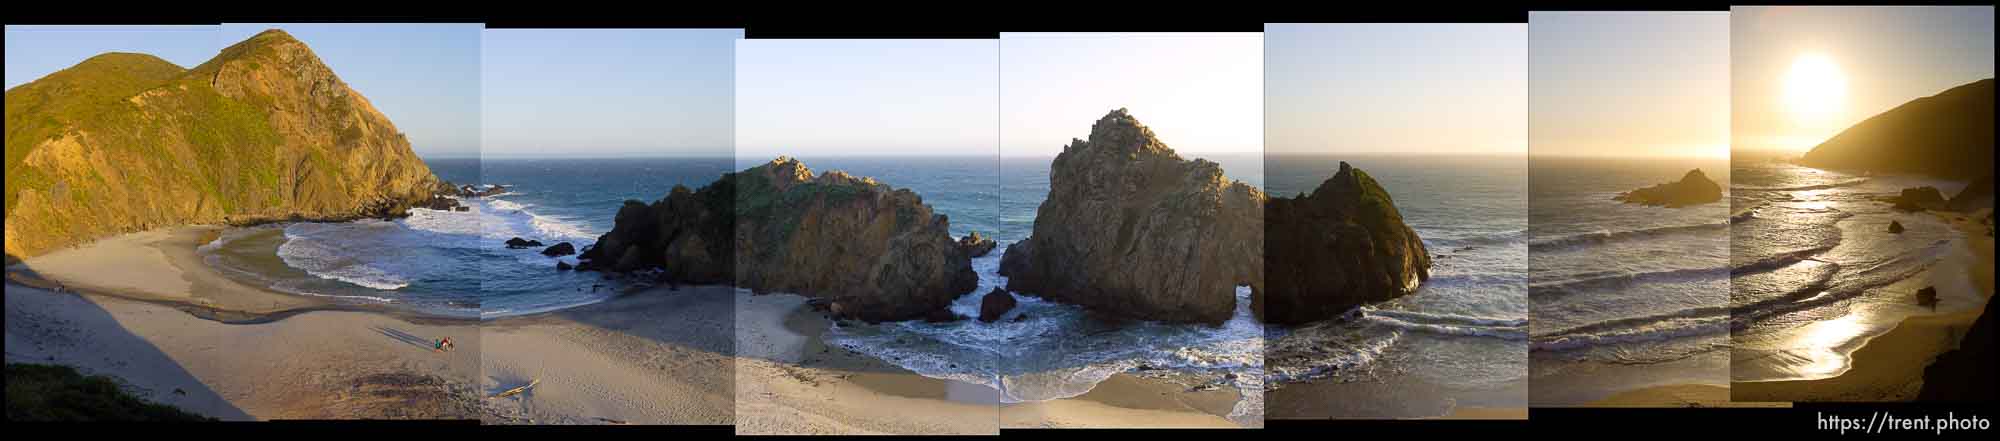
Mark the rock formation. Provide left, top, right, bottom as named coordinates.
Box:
left=998, top=109, right=1263, bottom=325
left=1261, top=162, right=1432, bottom=325
left=979, top=288, right=1016, bottom=323
left=5, top=30, right=443, bottom=258
left=540, top=242, right=576, bottom=257
left=504, top=238, right=544, bottom=249
left=958, top=232, right=997, bottom=258
left=1893, top=186, right=1948, bottom=212
left=1614, top=169, right=1722, bottom=207
left=580, top=157, right=978, bottom=323
left=1888, top=220, right=1906, bottom=234
left=1801, top=79, right=1994, bottom=180
left=1947, top=175, right=1994, bottom=213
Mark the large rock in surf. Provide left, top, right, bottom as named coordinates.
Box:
left=978, top=288, right=1016, bottom=323
left=998, top=109, right=1263, bottom=325
left=540, top=242, right=576, bottom=257
left=580, top=157, right=978, bottom=323
left=4, top=30, right=443, bottom=258
left=1614, top=169, right=1722, bottom=207
left=1947, top=175, right=1993, bottom=213
left=1893, top=186, right=1947, bottom=212
left=958, top=232, right=997, bottom=258
left=1801, top=78, right=1994, bottom=180
left=1260, top=162, right=1432, bottom=325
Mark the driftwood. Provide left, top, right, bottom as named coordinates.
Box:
left=490, top=379, right=540, bottom=399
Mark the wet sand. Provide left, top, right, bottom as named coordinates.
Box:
left=1731, top=211, right=1995, bottom=403
left=1268, top=375, right=1526, bottom=420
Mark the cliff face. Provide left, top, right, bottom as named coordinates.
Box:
left=1801, top=78, right=1995, bottom=180
left=582, top=157, right=978, bottom=323
left=1614, top=169, right=1722, bottom=208
left=1261, top=162, right=1432, bottom=325
left=998, top=109, right=1264, bottom=325
left=4, top=29, right=440, bottom=258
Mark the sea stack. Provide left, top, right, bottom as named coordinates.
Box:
left=4, top=30, right=442, bottom=258
left=1261, top=162, right=1432, bottom=325
left=998, top=109, right=1264, bottom=325
left=1614, top=169, right=1723, bottom=207
left=579, top=157, right=978, bottom=323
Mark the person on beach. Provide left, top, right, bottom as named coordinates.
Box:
left=435, top=336, right=455, bottom=353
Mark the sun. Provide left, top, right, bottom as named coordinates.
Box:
left=1781, top=53, right=1848, bottom=128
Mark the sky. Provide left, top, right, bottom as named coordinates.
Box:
left=1266, top=23, right=1526, bottom=156
left=5, top=25, right=219, bottom=88
left=221, top=23, right=484, bottom=158
left=483, top=29, right=739, bottom=158
left=1529, top=12, right=1732, bottom=159
left=1732, top=6, right=1996, bottom=154
left=734, top=39, right=998, bottom=160
left=1000, top=33, right=1263, bottom=158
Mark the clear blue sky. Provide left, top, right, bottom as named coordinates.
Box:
left=483, top=29, right=739, bottom=158
left=1001, top=33, right=1263, bottom=158
left=1733, top=6, right=1995, bottom=153
left=735, top=39, right=998, bottom=159
left=220, top=23, right=483, bottom=158
left=1530, top=12, right=1732, bottom=159
left=5, top=25, right=219, bottom=88
left=1266, top=23, right=1526, bottom=156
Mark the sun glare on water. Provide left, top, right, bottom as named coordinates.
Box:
left=1782, top=53, right=1849, bottom=130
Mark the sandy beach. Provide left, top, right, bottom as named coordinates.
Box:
left=1268, top=375, right=1526, bottom=420
left=1731, top=210, right=1996, bottom=403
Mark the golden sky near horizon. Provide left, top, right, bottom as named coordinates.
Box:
left=1731, top=6, right=1996, bottom=155
left=1529, top=11, right=1731, bottom=160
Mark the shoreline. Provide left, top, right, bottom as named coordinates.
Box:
left=1730, top=210, right=1996, bottom=403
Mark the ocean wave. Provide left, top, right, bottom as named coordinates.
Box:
left=1527, top=221, right=1728, bottom=252
left=1731, top=244, right=1839, bottom=276
left=1730, top=203, right=1763, bottom=223
left=1531, top=306, right=1730, bottom=352
left=1265, top=330, right=1401, bottom=384
left=1530, top=266, right=1728, bottom=299
left=1356, top=307, right=1529, bottom=340
left=277, top=222, right=412, bottom=291
left=1428, top=228, right=1528, bottom=248
left=1732, top=178, right=1870, bottom=192
left=1731, top=239, right=1953, bottom=328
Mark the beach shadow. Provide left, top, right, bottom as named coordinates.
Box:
left=371, top=325, right=441, bottom=351
left=5, top=252, right=257, bottom=421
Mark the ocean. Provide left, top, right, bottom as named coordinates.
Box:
left=200, top=157, right=735, bottom=319
left=1262, top=154, right=1529, bottom=413
left=1526, top=156, right=1731, bottom=404
left=1729, top=157, right=1981, bottom=383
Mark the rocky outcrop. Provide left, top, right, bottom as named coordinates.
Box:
left=1917, top=282, right=1996, bottom=402
left=998, top=109, right=1263, bottom=325
left=4, top=30, right=443, bottom=258
left=504, top=237, right=544, bottom=249
left=1802, top=79, right=1994, bottom=180
left=958, top=232, right=997, bottom=258
left=1947, top=175, right=1993, bottom=213
left=1260, top=162, right=1432, bottom=325
left=1615, top=169, right=1722, bottom=207
left=576, top=182, right=734, bottom=282
left=580, top=157, right=978, bottom=323
left=1893, top=186, right=1948, bottom=212
left=540, top=242, right=575, bottom=257
left=1889, top=220, right=1906, bottom=234
left=979, top=288, right=1016, bottom=323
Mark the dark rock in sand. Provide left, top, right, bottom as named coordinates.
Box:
left=1614, top=169, right=1722, bottom=208
left=999, top=109, right=1264, bottom=325
left=1261, top=161, right=1431, bottom=325
left=504, top=237, right=543, bottom=249
left=1801, top=79, right=1994, bottom=180
left=1894, top=186, right=1948, bottom=212
left=541, top=242, right=576, bottom=257
left=1915, top=286, right=1939, bottom=309
left=979, top=288, right=1016, bottom=323
left=1889, top=220, right=1906, bottom=234
left=958, top=232, right=997, bottom=258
